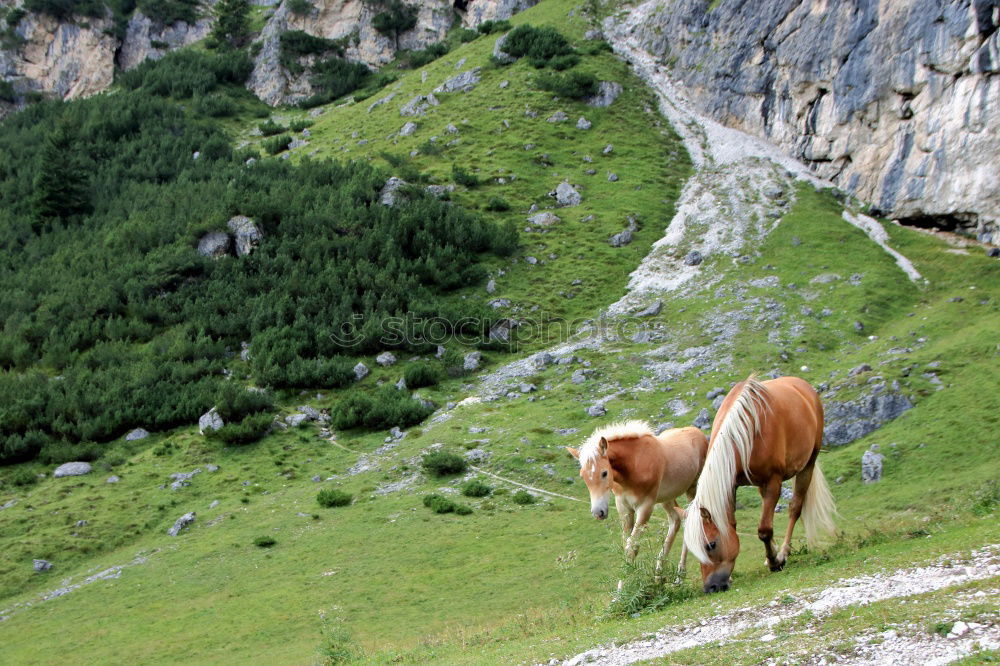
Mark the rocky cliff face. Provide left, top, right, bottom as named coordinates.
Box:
left=116, top=9, right=215, bottom=71
left=460, top=0, right=538, bottom=27
left=0, top=0, right=214, bottom=117
left=620, top=0, right=999, bottom=237
left=0, top=0, right=537, bottom=113
left=0, top=7, right=117, bottom=103
left=249, top=0, right=456, bottom=106
left=249, top=0, right=536, bottom=106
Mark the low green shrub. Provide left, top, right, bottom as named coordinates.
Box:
left=548, top=53, right=580, bottom=71
left=289, top=119, right=314, bottom=132
left=419, top=140, right=443, bottom=156
left=422, top=451, right=467, bottom=477
left=423, top=493, right=473, bottom=515
left=512, top=489, right=536, bottom=505
left=452, top=165, right=480, bottom=188
left=195, top=93, right=237, bottom=117
left=258, top=119, right=286, bottom=136
left=215, top=383, right=274, bottom=421
left=287, top=0, right=311, bottom=15
left=461, top=478, right=492, bottom=497
left=330, top=386, right=434, bottom=431
left=457, top=28, right=478, bottom=43
left=485, top=196, right=510, bottom=212
left=317, top=488, right=353, bottom=508
left=477, top=19, right=511, bottom=34
left=408, top=42, right=449, bottom=68
left=253, top=535, right=277, bottom=547
left=403, top=363, right=440, bottom=389
left=9, top=467, right=38, bottom=487
left=534, top=71, right=599, bottom=99
left=501, top=24, right=575, bottom=68
left=263, top=134, right=292, bottom=155
left=208, top=412, right=273, bottom=446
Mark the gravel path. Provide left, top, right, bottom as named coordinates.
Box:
left=553, top=545, right=1000, bottom=665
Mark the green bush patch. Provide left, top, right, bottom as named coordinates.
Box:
left=423, top=493, right=473, bottom=515
left=317, top=488, right=353, bottom=508
left=512, top=490, right=536, bottom=505
left=422, top=452, right=468, bottom=477
left=461, top=478, right=492, bottom=497
left=253, top=535, right=277, bottom=547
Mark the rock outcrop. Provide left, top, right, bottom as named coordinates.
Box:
left=0, top=6, right=212, bottom=118
left=116, top=10, right=215, bottom=71
left=0, top=12, right=117, bottom=114
left=460, top=0, right=539, bottom=27
left=247, top=0, right=454, bottom=106
left=620, top=0, right=1000, bottom=236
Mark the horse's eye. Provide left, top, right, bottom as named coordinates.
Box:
left=601, top=470, right=608, bottom=478
left=706, top=541, right=717, bottom=552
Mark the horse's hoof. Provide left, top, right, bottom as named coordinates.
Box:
left=672, top=576, right=684, bottom=586
left=769, top=561, right=785, bottom=572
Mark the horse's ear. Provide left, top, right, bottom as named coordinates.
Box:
left=565, top=447, right=580, bottom=460
left=699, top=507, right=712, bottom=521
left=598, top=437, right=608, bottom=455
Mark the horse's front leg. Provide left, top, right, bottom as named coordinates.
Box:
left=758, top=477, right=783, bottom=571
left=615, top=494, right=635, bottom=593
left=654, top=502, right=682, bottom=584
left=615, top=493, right=635, bottom=547
left=625, top=502, right=655, bottom=563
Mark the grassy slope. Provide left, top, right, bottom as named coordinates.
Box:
left=1, top=0, right=998, bottom=663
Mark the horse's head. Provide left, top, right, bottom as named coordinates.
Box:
left=566, top=437, right=613, bottom=520
left=689, top=506, right=740, bottom=594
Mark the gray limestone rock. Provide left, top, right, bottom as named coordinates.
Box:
left=861, top=446, right=884, bottom=483
left=53, top=462, right=92, bottom=478
left=553, top=182, right=582, bottom=206
left=576, top=116, right=592, bottom=130
left=125, top=428, right=149, bottom=441
left=354, top=362, right=369, bottom=380
left=167, top=512, right=196, bottom=536
left=464, top=351, right=482, bottom=371
left=528, top=211, right=561, bottom=226
left=379, top=177, right=409, bottom=207
left=376, top=352, right=397, bottom=367
left=434, top=68, right=481, bottom=93
left=227, top=215, right=263, bottom=257
left=198, top=407, right=224, bottom=435
left=197, top=231, right=231, bottom=259
left=586, top=81, right=622, bottom=108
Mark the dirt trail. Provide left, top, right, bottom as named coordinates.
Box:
left=554, top=545, right=1000, bottom=665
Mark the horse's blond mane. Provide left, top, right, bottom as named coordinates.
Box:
left=577, top=420, right=653, bottom=467
left=684, top=375, right=770, bottom=564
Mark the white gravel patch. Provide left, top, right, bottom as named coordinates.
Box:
left=553, top=545, right=1000, bottom=666
left=842, top=211, right=924, bottom=283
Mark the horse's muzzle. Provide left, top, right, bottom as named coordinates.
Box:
left=592, top=508, right=608, bottom=520
left=704, top=571, right=731, bottom=594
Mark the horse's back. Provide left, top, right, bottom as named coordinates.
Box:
left=654, top=427, right=709, bottom=497
left=660, top=426, right=709, bottom=460
left=756, top=376, right=823, bottom=477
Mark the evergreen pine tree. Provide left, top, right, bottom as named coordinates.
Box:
left=211, top=0, right=251, bottom=48
left=30, top=122, right=91, bottom=227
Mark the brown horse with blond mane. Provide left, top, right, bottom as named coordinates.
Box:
left=568, top=421, right=708, bottom=585
left=683, top=375, right=837, bottom=594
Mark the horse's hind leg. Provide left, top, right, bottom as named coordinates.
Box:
left=777, top=464, right=812, bottom=567
left=758, top=476, right=784, bottom=572
left=654, top=502, right=681, bottom=584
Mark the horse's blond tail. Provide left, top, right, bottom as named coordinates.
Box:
left=802, top=462, right=837, bottom=548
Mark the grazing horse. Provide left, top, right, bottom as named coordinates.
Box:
left=567, top=421, right=709, bottom=583
left=683, top=375, right=837, bottom=594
